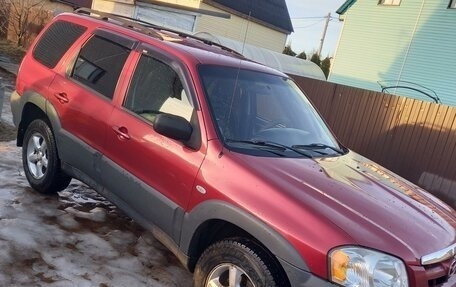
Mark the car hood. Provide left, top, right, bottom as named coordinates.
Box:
left=232, top=151, right=456, bottom=265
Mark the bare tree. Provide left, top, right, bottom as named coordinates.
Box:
left=0, top=0, right=47, bottom=47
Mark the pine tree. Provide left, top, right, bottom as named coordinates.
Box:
left=321, top=57, right=331, bottom=79
left=282, top=45, right=297, bottom=57
left=297, top=51, right=307, bottom=60
left=310, top=53, right=321, bottom=66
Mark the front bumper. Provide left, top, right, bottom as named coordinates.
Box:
left=281, top=257, right=456, bottom=287
left=280, top=258, right=338, bottom=287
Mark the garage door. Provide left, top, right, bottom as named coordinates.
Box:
left=135, top=4, right=197, bottom=32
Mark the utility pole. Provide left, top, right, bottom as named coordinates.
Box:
left=317, top=12, right=331, bottom=57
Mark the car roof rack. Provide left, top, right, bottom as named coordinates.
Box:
left=74, top=8, right=245, bottom=58
left=75, top=8, right=164, bottom=40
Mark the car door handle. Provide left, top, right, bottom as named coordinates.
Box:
left=54, top=92, right=69, bottom=104
left=112, top=126, right=131, bottom=140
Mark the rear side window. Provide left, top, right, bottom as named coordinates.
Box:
left=33, top=20, right=87, bottom=68
left=71, top=35, right=130, bottom=99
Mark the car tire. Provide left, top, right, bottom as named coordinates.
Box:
left=193, top=239, right=283, bottom=287
left=22, top=119, right=71, bottom=193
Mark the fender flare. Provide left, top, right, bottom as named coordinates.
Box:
left=19, top=91, right=62, bottom=132
left=180, top=200, right=309, bottom=271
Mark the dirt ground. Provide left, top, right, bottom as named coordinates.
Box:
left=0, top=121, right=15, bottom=142
left=0, top=40, right=26, bottom=64
left=0, top=74, right=17, bottom=141
left=0, top=40, right=23, bottom=142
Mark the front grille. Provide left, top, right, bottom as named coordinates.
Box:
left=429, top=276, right=448, bottom=287
left=424, top=258, right=453, bottom=287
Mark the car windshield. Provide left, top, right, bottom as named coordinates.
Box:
left=199, top=65, right=344, bottom=157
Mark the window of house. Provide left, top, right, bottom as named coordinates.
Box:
left=124, top=54, right=193, bottom=123
left=378, top=0, right=401, bottom=5
left=71, top=35, right=130, bottom=99
left=450, top=0, right=456, bottom=8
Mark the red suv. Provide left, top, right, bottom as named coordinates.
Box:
left=10, top=9, right=456, bottom=287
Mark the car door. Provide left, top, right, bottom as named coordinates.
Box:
left=48, top=30, right=137, bottom=186
left=102, top=46, right=206, bottom=239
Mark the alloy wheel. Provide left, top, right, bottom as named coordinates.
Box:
left=206, top=263, right=256, bottom=287
left=26, top=132, right=48, bottom=179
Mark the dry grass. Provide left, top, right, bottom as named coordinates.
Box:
left=0, top=39, right=25, bottom=63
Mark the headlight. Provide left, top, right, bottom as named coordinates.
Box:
left=329, top=247, right=409, bottom=287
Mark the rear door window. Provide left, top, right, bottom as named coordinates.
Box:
left=71, top=35, right=130, bottom=100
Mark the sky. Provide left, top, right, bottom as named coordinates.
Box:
left=285, top=0, right=347, bottom=57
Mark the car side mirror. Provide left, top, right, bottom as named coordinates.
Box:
left=153, top=113, right=193, bottom=142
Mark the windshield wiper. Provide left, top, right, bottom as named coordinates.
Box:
left=226, top=140, right=313, bottom=158
left=292, top=143, right=345, bottom=155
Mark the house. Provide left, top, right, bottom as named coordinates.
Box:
left=329, top=0, right=456, bottom=106
left=53, top=0, right=93, bottom=8
left=63, top=0, right=293, bottom=53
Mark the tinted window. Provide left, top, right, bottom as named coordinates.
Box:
left=72, top=35, right=130, bottom=99
left=33, top=20, right=87, bottom=68
left=124, top=55, right=193, bottom=123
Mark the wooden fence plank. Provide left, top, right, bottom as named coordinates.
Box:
left=394, top=99, right=423, bottom=179
left=366, top=92, right=396, bottom=164
left=432, top=110, right=456, bottom=196
left=403, top=101, right=434, bottom=182
left=376, top=96, right=404, bottom=164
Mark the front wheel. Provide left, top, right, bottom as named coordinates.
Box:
left=193, top=239, right=283, bottom=287
left=22, top=119, right=71, bottom=193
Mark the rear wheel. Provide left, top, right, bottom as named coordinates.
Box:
left=22, top=119, right=71, bottom=193
left=193, top=239, right=283, bottom=287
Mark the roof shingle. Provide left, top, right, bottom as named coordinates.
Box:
left=204, top=0, right=293, bottom=33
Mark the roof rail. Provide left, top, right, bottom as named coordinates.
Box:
left=75, top=8, right=164, bottom=40
left=74, top=8, right=244, bottom=58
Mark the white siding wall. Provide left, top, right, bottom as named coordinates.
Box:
left=92, top=0, right=135, bottom=17
left=196, top=3, right=287, bottom=53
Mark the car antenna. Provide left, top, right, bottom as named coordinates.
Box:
left=242, top=11, right=252, bottom=54
left=223, top=7, right=252, bottom=142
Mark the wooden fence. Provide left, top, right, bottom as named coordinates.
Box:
left=292, top=76, right=456, bottom=208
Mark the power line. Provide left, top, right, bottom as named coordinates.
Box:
left=292, top=16, right=338, bottom=20
left=292, top=16, right=327, bottom=19
left=294, top=19, right=325, bottom=29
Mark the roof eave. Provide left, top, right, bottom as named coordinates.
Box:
left=202, top=0, right=293, bottom=34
